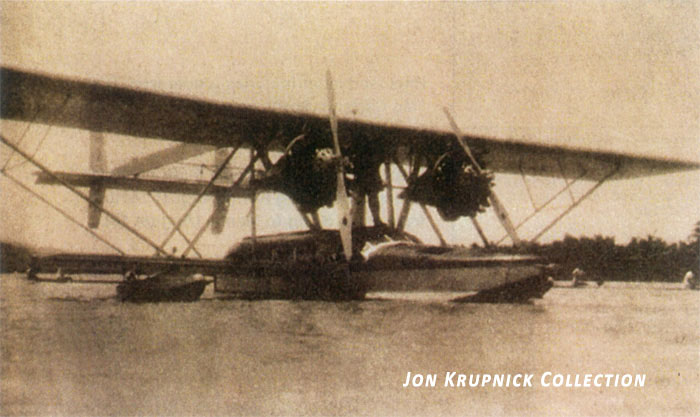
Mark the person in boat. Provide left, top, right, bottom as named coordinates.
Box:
left=683, top=270, right=697, bottom=290
left=125, top=270, right=137, bottom=282
left=26, top=267, right=37, bottom=281
left=56, top=267, right=71, bottom=282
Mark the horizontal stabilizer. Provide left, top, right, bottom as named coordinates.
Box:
left=111, top=143, right=215, bottom=176
left=36, top=171, right=254, bottom=198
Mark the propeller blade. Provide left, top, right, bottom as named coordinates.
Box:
left=327, top=70, right=353, bottom=261
left=443, top=108, right=522, bottom=246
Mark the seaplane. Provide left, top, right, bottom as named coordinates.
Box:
left=1, top=66, right=698, bottom=302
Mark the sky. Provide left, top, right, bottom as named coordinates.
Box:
left=1, top=1, right=699, bottom=257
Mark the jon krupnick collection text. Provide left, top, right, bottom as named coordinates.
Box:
left=402, top=372, right=646, bottom=388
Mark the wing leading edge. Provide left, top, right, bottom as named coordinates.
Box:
left=2, top=66, right=698, bottom=181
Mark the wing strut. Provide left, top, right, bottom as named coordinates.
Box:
left=146, top=192, right=203, bottom=258
left=393, top=158, right=448, bottom=245
left=420, top=205, right=447, bottom=246
left=443, top=109, right=522, bottom=246
left=531, top=167, right=618, bottom=242
left=470, top=217, right=491, bottom=247
left=180, top=149, right=259, bottom=257
left=396, top=198, right=412, bottom=233
left=249, top=148, right=257, bottom=255
left=392, top=155, right=415, bottom=233
left=87, top=131, right=107, bottom=228
left=157, top=145, right=239, bottom=254
left=495, top=169, right=588, bottom=245
left=0, top=134, right=169, bottom=256
left=2, top=94, right=71, bottom=172
left=1, top=169, right=125, bottom=255
left=384, top=160, right=396, bottom=228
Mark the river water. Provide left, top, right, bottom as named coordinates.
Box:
left=1, top=273, right=698, bottom=416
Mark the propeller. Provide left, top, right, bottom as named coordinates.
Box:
left=326, top=70, right=353, bottom=261
left=442, top=108, right=522, bottom=246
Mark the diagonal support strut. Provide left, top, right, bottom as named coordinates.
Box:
left=0, top=134, right=169, bottom=256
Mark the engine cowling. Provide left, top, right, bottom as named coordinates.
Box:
left=402, top=151, right=493, bottom=221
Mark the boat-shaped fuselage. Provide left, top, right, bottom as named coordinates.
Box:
left=218, top=227, right=552, bottom=301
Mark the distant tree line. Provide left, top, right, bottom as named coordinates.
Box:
left=505, top=222, right=700, bottom=282
left=2, top=222, right=698, bottom=282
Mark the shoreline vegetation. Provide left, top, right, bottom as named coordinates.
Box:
left=502, top=233, right=699, bottom=283
left=2, top=223, right=698, bottom=282
left=0, top=241, right=33, bottom=274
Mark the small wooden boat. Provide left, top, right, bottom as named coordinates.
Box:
left=551, top=279, right=604, bottom=288
left=116, top=271, right=210, bottom=302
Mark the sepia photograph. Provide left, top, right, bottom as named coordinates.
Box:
left=1, top=1, right=699, bottom=415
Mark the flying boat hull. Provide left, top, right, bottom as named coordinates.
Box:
left=218, top=227, right=552, bottom=301
left=214, top=254, right=551, bottom=302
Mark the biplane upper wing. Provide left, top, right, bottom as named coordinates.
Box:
left=2, top=66, right=698, bottom=180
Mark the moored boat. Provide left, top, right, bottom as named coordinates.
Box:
left=116, top=271, right=210, bottom=302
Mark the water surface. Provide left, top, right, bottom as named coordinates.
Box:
left=1, top=274, right=698, bottom=416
